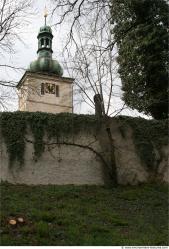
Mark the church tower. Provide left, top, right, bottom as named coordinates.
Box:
left=17, top=10, right=73, bottom=113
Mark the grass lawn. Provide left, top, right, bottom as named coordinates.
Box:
left=0, top=183, right=168, bottom=246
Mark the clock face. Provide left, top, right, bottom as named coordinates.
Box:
left=45, top=83, right=55, bottom=94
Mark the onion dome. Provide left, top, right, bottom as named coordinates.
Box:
left=28, top=11, right=63, bottom=77
left=29, top=55, right=63, bottom=76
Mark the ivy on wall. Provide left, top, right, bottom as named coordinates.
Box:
left=0, top=112, right=99, bottom=167
left=0, top=111, right=168, bottom=168
left=0, top=112, right=27, bottom=167
left=117, top=116, right=168, bottom=170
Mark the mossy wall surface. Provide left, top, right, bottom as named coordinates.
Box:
left=0, top=112, right=99, bottom=167
left=116, top=116, right=168, bottom=171
left=0, top=111, right=168, bottom=185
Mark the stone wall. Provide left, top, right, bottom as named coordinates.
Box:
left=0, top=131, right=107, bottom=185
left=18, top=72, right=73, bottom=113
left=0, top=113, right=168, bottom=185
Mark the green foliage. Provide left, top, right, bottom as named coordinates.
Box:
left=0, top=112, right=167, bottom=169
left=0, top=112, right=99, bottom=166
left=0, top=112, right=27, bottom=167
left=35, top=221, right=49, bottom=238
left=117, top=116, right=168, bottom=169
left=0, top=183, right=168, bottom=245
left=111, top=0, right=168, bottom=119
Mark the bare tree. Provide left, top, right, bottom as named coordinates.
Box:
left=51, top=0, right=124, bottom=115
left=62, top=21, right=124, bottom=116
left=50, top=0, right=149, bottom=184
left=0, top=0, right=32, bottom=54
left=50, top=0, right=145, bottom=117
left=49, top=0, right=124, bottom=184
left=0, top=0, right=32, bottom=110
left=51, top=0, right=111, bottom=43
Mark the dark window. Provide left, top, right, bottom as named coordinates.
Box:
left=41, top=38, right=44, bottom=46
left=46, top=38, right=49, bottom=46
left=41, top=83, right=45, bottom=95
left=56, top=85, right=59, bottom=97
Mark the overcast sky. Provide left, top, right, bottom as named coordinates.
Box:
left=2, top=0, right=65, bottom=80
left=1, top=0, right=149, bottom=118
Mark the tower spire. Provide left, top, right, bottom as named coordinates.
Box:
left=29, top=11, right=63, bottom=77
left=44, top=6, right=48, bottom=26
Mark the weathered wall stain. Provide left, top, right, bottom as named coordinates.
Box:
left=0, top=112, right=168, bottom=185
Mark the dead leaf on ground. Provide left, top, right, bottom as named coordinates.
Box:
left=17, top=217, right=24, bottom=223
left=9, top=219, right=17, bottom=225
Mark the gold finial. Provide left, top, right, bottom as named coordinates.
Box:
left=44, top=6, right=48, bottom=17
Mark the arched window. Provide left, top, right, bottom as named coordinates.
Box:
left=41, top=38, right=44, bottom=47
left=46, top=38, right=49, bottom=47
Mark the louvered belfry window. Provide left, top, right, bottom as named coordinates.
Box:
left=41, top=83, right=45, bottom=95
left=56, top=85, right=59, bottom=97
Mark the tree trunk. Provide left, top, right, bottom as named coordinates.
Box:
left=94, top=94, right=117, bottom=185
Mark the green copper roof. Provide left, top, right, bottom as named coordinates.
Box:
left=39, top=25, right=52, bottom=34
left=28, top=23, right=63, bottom=77
left=38, top=25, right=53, bottom=39
left=29, top=57, right=63, bottom=76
